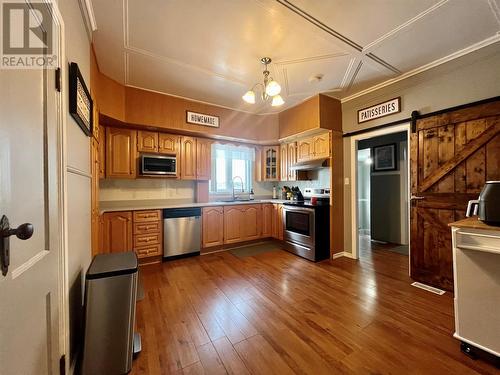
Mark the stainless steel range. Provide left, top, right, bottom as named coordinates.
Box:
left=282, top=188, right=330, bottom=262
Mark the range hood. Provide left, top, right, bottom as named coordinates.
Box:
left=290, top=158, right=329, bottom=171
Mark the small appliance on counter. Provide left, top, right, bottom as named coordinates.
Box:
left=282, top=187, right=330, bottom=262
left=466, top=181, right=500, bottom=226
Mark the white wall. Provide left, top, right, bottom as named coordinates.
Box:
left=58, top=0, right=91, bottom=366
left=341, top=43, right=500, bottom=255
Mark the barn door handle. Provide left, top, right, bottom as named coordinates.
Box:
left=410, top=195, right=426, bottom=200
left=0, top=215, right=34, bottom=276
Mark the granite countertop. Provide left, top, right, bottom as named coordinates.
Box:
left=449, top=216, right=500, bottom=232
left=99, top=198, right=289, bottom=214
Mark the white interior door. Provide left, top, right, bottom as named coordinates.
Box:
left=0, top=4, right=63, bottom=374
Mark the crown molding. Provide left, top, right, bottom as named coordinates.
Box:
left=341, top=35, right=500, bottom=103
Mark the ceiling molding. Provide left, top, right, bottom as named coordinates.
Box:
left=346, top=60, right=363, bottom=92
left=341, top=34, right=500, bottom=103
left=488, top=0, right=500, bottom=27
left=273, top=52, right=349, bottom=66
left=340, top=58, right=356, bottom=89
left=362, top=0, right=449, bottom=52
left=78, top=0, right=97, bottom=40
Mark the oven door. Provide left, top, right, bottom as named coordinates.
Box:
left=141, top=154, right=177, bottom=175
left=283, top=206, right=315, bottom=248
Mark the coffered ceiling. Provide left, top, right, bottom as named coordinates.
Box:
left=90, top=0, right=500, bottom=114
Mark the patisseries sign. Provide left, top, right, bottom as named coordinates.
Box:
left=186, top=111, right=220, bottom=128
left=358, top=97, right=401, bottom=123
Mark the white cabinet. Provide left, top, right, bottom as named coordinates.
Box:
left=451, top=224, right=500, bottom=357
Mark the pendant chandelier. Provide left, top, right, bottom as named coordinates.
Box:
left=242, top=57, right=284, bottom=107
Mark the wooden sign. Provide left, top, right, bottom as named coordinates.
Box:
left=358, top=97, right=401, bottom=124
left=186, top=111, right=220, bottom=128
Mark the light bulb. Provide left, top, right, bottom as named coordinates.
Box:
left=242, top=90, right=255, bottom=104
left=265, top=80, right=281, bottom=96
left=271, top=94, right=284, bottom=107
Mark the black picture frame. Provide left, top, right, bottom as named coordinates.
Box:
left=69, top=62, right=93, bottom=136
left=372, top=143, right=397, bottom=171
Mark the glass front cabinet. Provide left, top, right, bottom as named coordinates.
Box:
left=263, top=146, right=279, bottom=181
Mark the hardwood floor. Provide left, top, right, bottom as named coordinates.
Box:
left=132, top=246, right=497, bottom=374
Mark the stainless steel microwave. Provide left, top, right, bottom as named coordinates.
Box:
left=140, top=154, right=177, bottom=176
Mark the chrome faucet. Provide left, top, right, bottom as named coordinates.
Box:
left=232, top=176, right=244, bottom=201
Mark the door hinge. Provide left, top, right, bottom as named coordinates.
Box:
left=59, top=354, right=66, bottom=375
left=55, top=67, right=62, bottom=92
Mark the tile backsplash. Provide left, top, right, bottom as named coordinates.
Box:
left=99, top=179, right=196, bottom=201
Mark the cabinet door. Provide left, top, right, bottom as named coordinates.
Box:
left=242, top=204, right=261, bottom=241
left=181, top=136, right=197, bottom=180
left=254, top=147, right=263, bottom=182
left=297, top=138, right=313, bottom=162
left=224, top=206, right=243, bottom=244
left=196, top=138, right=212, bottom=180
left=263, top=146, right=279, bottom=181
left=202, top=206, right=224, bottom=249
left=98, top=125, right=105, bottom=178
left=313, top=133, right=330, bottom=159
left=280, top=144, right=288, bottom=182
left=106, top=127, right=137, bottom=178
left=272, top=204, right=284, bottom=240
left=102, top=211, right=133, bottom=252
left=158, top=133, right=180, bottom=154
left=262, top=204, right=273, bottom=238
left=138, top=131, right=158, bottom=153
left=287, top=142, right=297, bottom=181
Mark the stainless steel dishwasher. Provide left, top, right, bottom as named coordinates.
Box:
left=163, top=207, right=201, bottom=259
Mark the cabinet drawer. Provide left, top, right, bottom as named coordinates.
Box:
left=134, top=221, right=162, bottom=235
left=134, top=233, right=161, bottom=247
left=456, top=229, right=500, bottom=254
left=133, top=210, right=162, bottom=222
left=135, top=244, right=162, bottom=258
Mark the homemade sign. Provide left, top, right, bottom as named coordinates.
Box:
left=186, top=111, right=220, bottom=128
left=358, top=97, right=401, bottom=124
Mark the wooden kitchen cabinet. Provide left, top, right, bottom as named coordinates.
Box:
left=98, top=125, right=105, bottom=178
left=242, top=204, right=261, bottom=241
left=272, top=204, right=284, bottom=240
left=158, top=133, right=180, bottom=154
left=297, top=137, right=314, bottom=162
left=196, top=138, right=212, bottom=180
left=137, top=130, right=158, bottom=153
left=102, top=211, right=133, bottom=253
left=280, top=144, right=288, bottom=182
left=287, top=142, right=297, bottom=181
left=254, top=146, right=263, bottom=182
left=224, top=206, right=244, bottom=244
left=133, top=210, right=162, bottom=259
left=313, top=133, right=330, bottom=159
left=91, top=138, right=100, bottom=256
left=263, top=146, right=279, bottom=181
left=262, top=203, right=274, bottom=238
left=180, top=136, right=197, bottom=180
left=106, top=127, right=137, bottom=178
left=202, top=206, right=224, bottom=249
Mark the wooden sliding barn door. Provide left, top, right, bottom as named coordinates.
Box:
left=410, top=100, right=500, bottom=291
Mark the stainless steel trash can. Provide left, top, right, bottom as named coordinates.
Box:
left=82, top=252, right=139, bottom=375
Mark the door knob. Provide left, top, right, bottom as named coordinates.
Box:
left=1, top=215, right=34, bottom=276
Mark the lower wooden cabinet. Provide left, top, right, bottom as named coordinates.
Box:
left=272, top=204, right=284, bottom=240
left=242, top=204, right=262, bottom=241
left=101, top=209, right=162, bottom=260
left=202, top=206, right=224, bottom=249
left=223, top=206, right=244, bottom=244
left=102, top=211, right=133, bottom=253
left=262, top=203, right=274, bottom=237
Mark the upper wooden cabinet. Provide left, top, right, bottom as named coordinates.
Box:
left=313, top=133, right=330, bottom=159
left=137, top=130, right=158, bottom=153
left=102, top=211, right=133, bottom=253
left=98, top=125, right=105, bottom=178
left=287, top=142, right=297, bottom=181
left=278, top=94, right=341, bottom=138
left=263, top=146, right=279, bottom=181
left=106, top=127, right=137, bottom=178
left=297, top=138, right=314, bottom=163
left=280, top=144, right=288, bottom=182
left=297, top=133, right=330, bottom=162
left=254, top=146, right=263, bottom=182
left=202, top=206, right=224, bottom=249
left=180, top=136, right=197, bottom=180
left=159, top=133, right=180, bottom=154
left=196, top=138, right=212, bottom=180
